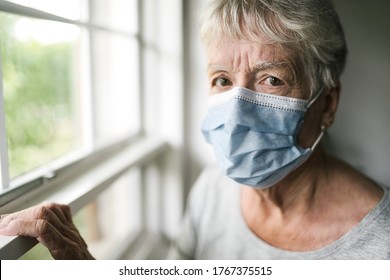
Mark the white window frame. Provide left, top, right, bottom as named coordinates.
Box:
left=0, top=0, right=185, bottom=260
left=0, top=53, right=9, bottom=190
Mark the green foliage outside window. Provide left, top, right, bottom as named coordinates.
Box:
left=0, top=14, right=78, bottom=178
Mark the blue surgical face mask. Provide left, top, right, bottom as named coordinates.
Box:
left=201, top=86, right=324, bottom=189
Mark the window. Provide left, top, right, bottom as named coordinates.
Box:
left=0, top=13, right=88, bottom=180
left=0, top=0, right=185, bottom=260
left=0, top=0, right=141, bottom=190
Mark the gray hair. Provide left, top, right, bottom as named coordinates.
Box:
left=200, top=0, right=348, bottom=97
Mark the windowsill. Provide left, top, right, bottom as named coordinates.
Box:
left=0, top=137, right=170, bottom=260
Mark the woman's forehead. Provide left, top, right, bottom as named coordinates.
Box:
left=206, top=40, right=297, bottom=71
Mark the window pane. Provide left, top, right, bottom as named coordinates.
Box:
left=6, top=0, right=84, bottom=20
left=74, top=169, right=142, bottom=259
left=91, top=31, right=140, bottom=146
left=0, top=14, right=89, bottom=179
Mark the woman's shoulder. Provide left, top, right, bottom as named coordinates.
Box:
left=352, top=184, right=390, bottom=258
left=189, top=165, right=232, bottom=198
left=186, top=165, right=237, bottom=219
left=374, top=184, right=390, bottom=219
left=329, top=156, right=385, bottom=206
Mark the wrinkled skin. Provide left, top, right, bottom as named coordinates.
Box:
left=0, top=202, right=94, bottom=260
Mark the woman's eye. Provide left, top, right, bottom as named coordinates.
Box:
left=213, top=77, right=231, bottom=87
left=265, top=76, right=284, bottom=86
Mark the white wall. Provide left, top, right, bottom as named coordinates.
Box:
left=330, top=0, right=390, bottom=186
left=183, top=0, right=390, bottom=189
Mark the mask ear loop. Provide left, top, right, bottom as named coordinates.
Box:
left=311, top=125, right=326, bottom=150
left=307, top=87, right=324, bottom=108
left=305, top=87, right=326, bottom=150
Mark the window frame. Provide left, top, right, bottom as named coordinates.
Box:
left=0, top=54, right=9, bottom=190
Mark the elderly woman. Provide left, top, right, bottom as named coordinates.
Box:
left=1, top=0, right=389, bottom=260
left=170, top=0, right=389, bottom=259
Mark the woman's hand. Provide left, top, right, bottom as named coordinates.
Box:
left=0, top=202, right=95, bottom=260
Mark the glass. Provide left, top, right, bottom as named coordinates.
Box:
left=91, top=30, right=140, bottom=147
left=87, top=169, right=142, bottom=259
left=0, top=13, right=88, bottom=179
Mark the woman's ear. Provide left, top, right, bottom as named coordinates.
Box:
left=321, top=84, right=341, bottom=128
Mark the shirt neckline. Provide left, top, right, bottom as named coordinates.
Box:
left=233, top=180, right=389, bottom=259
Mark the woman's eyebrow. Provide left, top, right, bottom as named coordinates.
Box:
left=207, top=64, right=229, bottom=73
left=206, top=61, right=295, bottom=77
left=252, top=61, right=290, bottom=71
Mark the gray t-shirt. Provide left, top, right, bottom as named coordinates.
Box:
left=169, top=166, right=390, bottom=259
